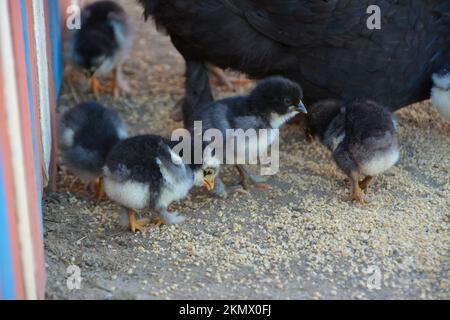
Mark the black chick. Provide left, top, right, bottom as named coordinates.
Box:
left=58, top=101, right=128, bottom=201
left=68, top=0, right=132, bottom=99
left=189, top=76, right=307, bottom=197
left=103, top=135, right=220, bottom=232
left=304, top=99, right=399, bottom=203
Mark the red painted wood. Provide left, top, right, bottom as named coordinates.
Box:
left=8, top=0, right=46, bottom=300
left=45, top=0, right=59, bottom=195
left=25, top=0, right=44, bottom=192
left=0, top=32, right=25, bottom=300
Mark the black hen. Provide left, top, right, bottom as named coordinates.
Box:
left=138, top=0, right=450, bottom=121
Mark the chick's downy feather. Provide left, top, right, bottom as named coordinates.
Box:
left=58, top=101, right=128, bottom=180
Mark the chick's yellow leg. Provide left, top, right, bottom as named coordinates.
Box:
left=359, top=176, right=373, bottom=190
left=111, top=68, right=119, bottom=100
left=128, top=210, right=149, bottom=233
left=90, top=76, right=104, bottom=98
left=153, top=217, right=165, bottom=227
left=350, top=176, right=367, bottom=204
left=94, top=177, right=105, bottom=204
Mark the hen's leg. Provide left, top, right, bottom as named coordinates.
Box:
left=207, top=64, right=233, bottom=90
left=170, top=98, right=185, bottom=122
left=181, top=60, right=214, bottom=126
left=207, top=64, right=251, bottom=90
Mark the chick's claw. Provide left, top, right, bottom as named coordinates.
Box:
left=128, top=210, right=149, bottom=233
left=351, top=188, right=369, bottom=204
left=226, top=184, right=251, bottom=196
left=153, top=217, right=165, bottom=227
left=254, top=183, right=272, bottom=190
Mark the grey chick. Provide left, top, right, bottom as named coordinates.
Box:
left=68, top=0, right=132, bottom=99
left=58, top=101, right=128, bottom=202
left=304, top=99, right=399, bottom=203
left=189, top=76, right=307, bottom=197
left=103, top=135, right=219, bottom=232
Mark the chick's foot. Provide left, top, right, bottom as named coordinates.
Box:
left=359, top=176, right=373, bottom=190
left=94, top=178, right=105, bottom=204
left=90, top=76, right=105, bottom=98
left=128, top=210, right=149, bottom=233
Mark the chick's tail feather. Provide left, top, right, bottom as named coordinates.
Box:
left=362, top=131, right=394, bottom=150
left=65, top=146, right=104, bottom=174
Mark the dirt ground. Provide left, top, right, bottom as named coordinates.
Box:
left=44, top=0, right=450, bottom=300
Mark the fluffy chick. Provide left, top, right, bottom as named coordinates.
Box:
left=58, top=101, right=128, bottom=201
left=431, top=70, right=450, bottom=121
left=304, top=99, right=399, bottom=203
left=68, top=0, right=132, bottom=99
left=103, top=135, right=219, bottom=232
left=189, top=76, right=307, bottom=197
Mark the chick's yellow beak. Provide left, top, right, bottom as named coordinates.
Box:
left=203, top=178, right=215, bottom=191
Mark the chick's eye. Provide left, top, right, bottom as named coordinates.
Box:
left=283, top=98, right=292, bottom=105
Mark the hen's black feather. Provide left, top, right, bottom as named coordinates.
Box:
left=139, top=0, right=450, bottom=111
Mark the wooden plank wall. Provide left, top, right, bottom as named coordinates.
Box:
left=0, top=0, right=64, bottom=300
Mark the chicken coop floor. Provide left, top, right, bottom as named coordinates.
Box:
left=44, top=0, right=449, bottom=300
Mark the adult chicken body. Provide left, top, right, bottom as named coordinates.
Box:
left=139, top=0, right=450, bottom=119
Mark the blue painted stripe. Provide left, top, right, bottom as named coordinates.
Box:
left=48, top=0, right=63, bottom=99
left=0, top=151, right=16, bottom=300
left=20, top=0, right=43, bottom=237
